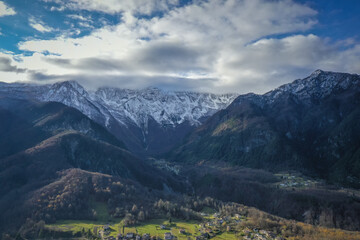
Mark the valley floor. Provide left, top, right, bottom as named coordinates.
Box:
left=44, top=208, right=360, bottom=240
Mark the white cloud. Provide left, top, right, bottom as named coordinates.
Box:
left=213, top=34, right=360, bottom=93
left=66, top=14, right=95, bottom=29
left=67, top=14, right=91, bottom=22
left=7, top=0, right=360, bottom=93
left=146, top=0, right=317, bottom=45
left=50, top=5, right=65, bottom=11
left=29, top=17, right=54, bottom=33
left=44, top=0, right=180, bottom=15
left=0, top=1, right=16, bottom=17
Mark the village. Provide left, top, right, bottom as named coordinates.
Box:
left=274, top=172, right=319, bottom=189
left=97, top=212, right=284, bottom=240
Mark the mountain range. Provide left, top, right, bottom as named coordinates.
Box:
left=0, top=82, right=237, bottom=157
left=169, top=70, right=360, bottom=187
left=0, top=97, right=186, bottom=233
left=1, top=69, right=360, bottom=237
left=1, top=69, right=359, bottom=187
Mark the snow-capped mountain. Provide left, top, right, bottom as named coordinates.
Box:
left=92, top=87, right=237, bottom=131
left=232, top=69, right=360, bottom=107
left=264, top=69, right=360, bottom=104
left=170, top=70, right=360, bottom=188
left=0, top=81, right=238, bottom=156
left=3, top=69, right=356, bottom=158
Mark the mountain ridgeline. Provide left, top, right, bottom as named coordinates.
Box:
left=1, top=70, right=360, bottom=237
left=0, top=70, right=359, bottom=187
left=0, top=82, right=237, bottom=157
left=169, top=70, right=360, bottom=187
left=0, top=98, right=186, bottom=233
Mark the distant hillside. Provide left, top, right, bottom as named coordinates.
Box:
left=0, top=97, right=125, bottom=158
left=1, top=71, right=360, bottom=238
left=0, top=98, right=185, bottom=234
left=168, top=70, right=360, bottom=187
left=0, top=82, right=237, bottom=157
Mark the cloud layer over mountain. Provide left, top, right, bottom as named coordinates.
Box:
left=1, top=0, right=360, bottom=93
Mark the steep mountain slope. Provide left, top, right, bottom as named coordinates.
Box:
left=169, top=70, right=360, bottom=187
left=92, top=87, right=237, bottom=155
left=0, top=98, right=185, bottom=233
left=2, top=73, right=360, bottom=237
left=0, top=97, right=182, bottom=188
left=0, top=82, right=237, bottom=157
left=0, top=106, right=49, bottom=159
left=179, top=163, right=360, bottom=231
left=0, top=131, right=171, bottom=198
left=0, top=97, right=124, bottom=158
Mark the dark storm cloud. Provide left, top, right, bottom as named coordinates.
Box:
left=133, top=42, right=207, bottom=73
left=29, top=70, right=219, bottom=92
left=45, top=58, right=72, bottom=67
left=45, top=42, right=207, bottom=74
left=46, top=57, right=127, bottom=71
left=0, top=57, right=26, bottom=73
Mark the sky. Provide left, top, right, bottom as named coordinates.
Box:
left=0, top=0, right=359, bottom=94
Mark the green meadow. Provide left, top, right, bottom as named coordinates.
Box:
left=46, top=218, right=239, bottom=239
left=45, top=200, right=238, bottom=239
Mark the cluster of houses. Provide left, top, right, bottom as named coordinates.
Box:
left=100, top=224, right=179, bottom=240
left=194, top=214, right=236, bottom=239
left=100, top=227, right=156, bottom=240
left=276, top=173, right=317, bottom=189
left=194, top=213, right=283, bottom=240
left=111, top=232, right=176, bottom=240
left=102, top=232, right=157, bottom=240
left=114, top=232, right=150, bottom=240
left=99, top=212, right=283, bottom=240
left=242, top=228, right=284, bottom=240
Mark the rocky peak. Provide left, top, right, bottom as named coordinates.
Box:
left=48, top=81, right=88, bottom=96
left=309, top=69, right=324, bottom=78
left=264, top=70, right=360, bottom=104
left=93, top=86, right=238, bottom=129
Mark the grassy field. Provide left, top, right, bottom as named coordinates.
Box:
left=46, top=217, right=240, bottom=239
left=45, top=199, right=360, bottom=240
left=45, top=213, right=360, bottom=240
left=47, top=218, right=201, bottom=239
left=45, top=200, right=242, bottom=240
left=120, top=219, right=199, bottom=239
left=46, top=200, right=119, bottom=234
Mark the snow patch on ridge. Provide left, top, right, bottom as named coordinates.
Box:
left=0, top=81, right=238, bottom=132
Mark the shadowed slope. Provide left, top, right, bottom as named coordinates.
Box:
left=168, top=70, right=360, bottom=187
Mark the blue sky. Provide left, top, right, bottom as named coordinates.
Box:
left=0, top=0, right=359, bottom=93
left=299, top=0, right=360, bottom=41
left=0, top=0, right=122, bottom=53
